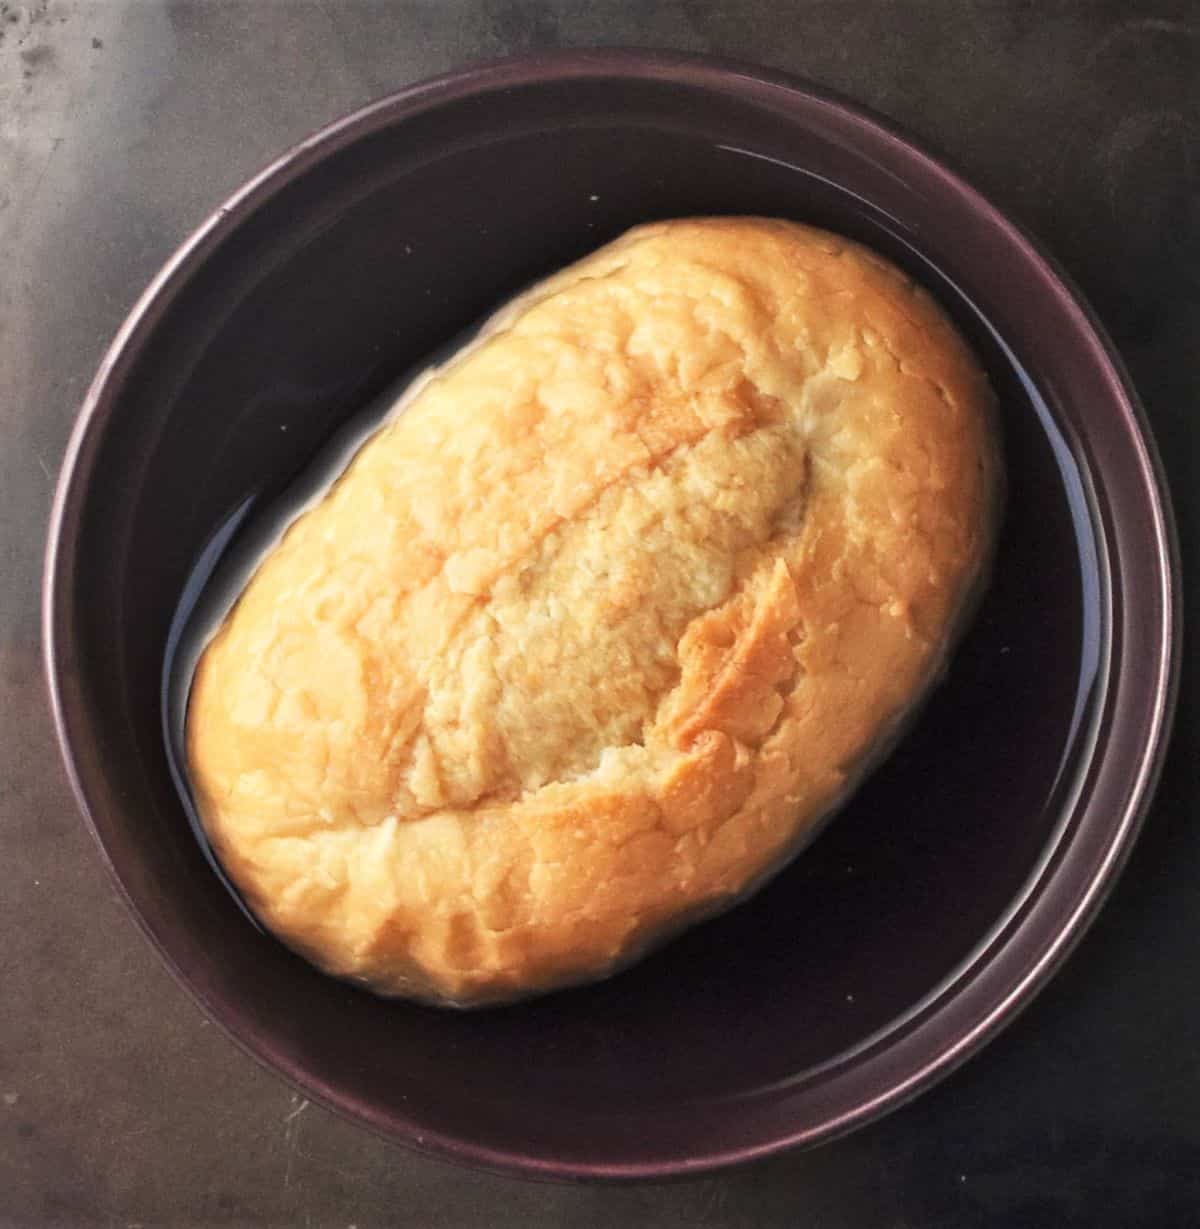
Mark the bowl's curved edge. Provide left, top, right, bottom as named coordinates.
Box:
left=42, top=47, right=1182, bottom=1183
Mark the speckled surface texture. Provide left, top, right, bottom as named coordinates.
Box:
left=2, top=2, right=1197, bottom=1225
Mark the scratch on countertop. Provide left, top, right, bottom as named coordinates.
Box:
left=283, top=1096, right=310, bottom=1125
left=25, top=136, right=64, bottom=212
left=281, top=1094, right=310, bottom=1192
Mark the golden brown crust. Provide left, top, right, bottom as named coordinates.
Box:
left=186, top=218, right=1000, bottom=1005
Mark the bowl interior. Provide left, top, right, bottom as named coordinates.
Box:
left=52, top=64, right=1154, bottom=1176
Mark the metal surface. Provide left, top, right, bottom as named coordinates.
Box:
left=5, top=2, right=1199, bottom=1224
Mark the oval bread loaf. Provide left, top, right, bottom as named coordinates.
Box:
left=187, top=217, right=1000, bottom=1005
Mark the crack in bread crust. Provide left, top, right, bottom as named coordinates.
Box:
left=186, top=217, right=1001, bottom=1005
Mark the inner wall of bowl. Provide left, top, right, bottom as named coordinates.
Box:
left=70, top=78, right=1104, bottom=1159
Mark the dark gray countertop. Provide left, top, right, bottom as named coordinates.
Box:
left=3, top=3, right=1196, bottom=1225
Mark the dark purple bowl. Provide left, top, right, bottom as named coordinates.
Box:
left=44, top=51, right=1178, bottom=1180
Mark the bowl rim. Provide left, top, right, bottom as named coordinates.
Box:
left=43, top=48, right=1182, bottom=1182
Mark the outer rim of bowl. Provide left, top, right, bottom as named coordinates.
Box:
left=43, top=49, right=1181, bottom=1182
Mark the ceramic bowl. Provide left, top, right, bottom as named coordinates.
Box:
left=44, top=51, right=1179, bottom=1179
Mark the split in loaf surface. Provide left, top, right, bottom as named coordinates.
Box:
left=187, top=217, right=1000, bottom=1005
